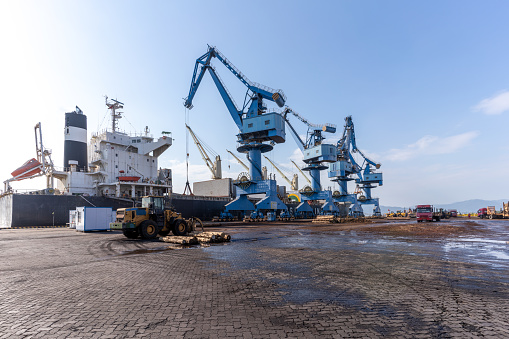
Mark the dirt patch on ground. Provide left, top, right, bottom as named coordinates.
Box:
left=360, top=221, right=489, bottom=238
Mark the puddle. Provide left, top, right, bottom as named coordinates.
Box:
left=455, top=238, right=508, bottom=245
left=486, top=251, right=509, bottom=260
left=443, top=237, right=509, bottom=268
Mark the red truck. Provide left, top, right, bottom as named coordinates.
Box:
left=477, top=208, right=488, bottom=218
left=478, top=205, right=509, bottom=219
left=416, top=205, right=441, bottom=222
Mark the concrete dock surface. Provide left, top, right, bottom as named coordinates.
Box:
left=0, top=218, right=508, bottom=338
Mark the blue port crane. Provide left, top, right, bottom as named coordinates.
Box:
left=282, top=107, right=339, bottom=215
left=184, top=45, right=288, bottom=213
left=328, top=116, right=383, bottom=216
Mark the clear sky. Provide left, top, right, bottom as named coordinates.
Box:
left=1, top=0, right=509, bottom=207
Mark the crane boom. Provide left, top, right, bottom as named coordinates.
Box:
left=291, top=160, right=311, bottom=184
left=184, top=45, right=287, bottom=130
left=186, top=124, right=221, bottom=179
left=210, top=46, right=287, bottom=108
left=226, top=149, right=249, bottom=171
left=337, top=116, right=380, bottom=169
left=283, top=107, right=336, bottom=133
left=281, top=109, right=305, bottom=151
left=282, top=107, right=336, bottom=151
left=263, top=156, right=292, bottom=187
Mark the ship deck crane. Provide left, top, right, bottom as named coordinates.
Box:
left=282, top=107, right=338, bottom=214
left=226, top=149, right=249, bottom=171
left=263, top=156, right=298, bottom=191
left=329, top=116, right=383, bottom=216
left=291, top=160, right=311, bottom=185
left=184, top=45, right=288, bottom=213
left=227, top=149, right=268, bottom=181
left=185, top=124, right=222, bottom=179
left=3, top=122, right=55, bottom=193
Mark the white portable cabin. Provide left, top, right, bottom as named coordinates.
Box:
left=75, top=206, right=114, bottom=232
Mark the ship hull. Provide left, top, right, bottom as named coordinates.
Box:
left=0, top=194, right=230, bottom=228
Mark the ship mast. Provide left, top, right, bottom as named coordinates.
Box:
left=105, top=96, right=124, bottom=132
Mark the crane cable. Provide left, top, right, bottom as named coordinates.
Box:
left=183, top=108, right=193, bottom=195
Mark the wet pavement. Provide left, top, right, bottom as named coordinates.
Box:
left=0, top=218, right=508, bottom=338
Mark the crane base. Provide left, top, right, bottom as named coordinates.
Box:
left=225, top=195, right=255, bottom=212
left=256, top=194, right=287, bottom=211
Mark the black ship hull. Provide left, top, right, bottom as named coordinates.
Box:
left=0, top=193, right=230, bottom=227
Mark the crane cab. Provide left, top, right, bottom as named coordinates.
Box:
left=240, top=112, right=286, bottom=144
left=303, top=144, right=337, bottom=163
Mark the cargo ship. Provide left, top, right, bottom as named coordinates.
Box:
left=0, top=97, right=230, bottom=227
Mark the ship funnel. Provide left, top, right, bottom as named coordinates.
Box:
left=64, top=108, right=87, bottom=171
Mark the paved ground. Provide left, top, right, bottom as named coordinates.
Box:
left=1, top=219, right=508, bottom=338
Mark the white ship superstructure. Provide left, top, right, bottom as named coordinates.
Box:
left=54, top=97, right=173, bottom=198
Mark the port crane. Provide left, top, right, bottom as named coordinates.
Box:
left=282, top=107, right=339, bottom=214
left=263, top=155, right=298, bottom=191
left=329, top=116, right=383, bottom=216
left=185, top=124, right=222, bottom=179
left=184, top=45, right=288, bottom=213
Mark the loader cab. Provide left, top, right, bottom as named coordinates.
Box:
left=141, top=196, right=164, bottom=215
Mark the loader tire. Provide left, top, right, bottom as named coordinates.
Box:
left=123, top=229, right=139, bottom=239
left=140, top=220, right=159, bottom=239
left=172, top=219, right=188, bottom=236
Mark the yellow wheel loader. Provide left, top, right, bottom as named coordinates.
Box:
left=110, top=196, right=194, bottom=240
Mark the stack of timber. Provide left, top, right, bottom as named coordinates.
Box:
left=161, top=236, right=199, bottom=245
left=161, top=231, right=231, bottom=245
left=312, top=215, right=367, bottom=224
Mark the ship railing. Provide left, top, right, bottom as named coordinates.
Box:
left=54, top=166, right=95, bottom=173
left=170, top=193, right=230, bottom=201
left=0, top=188, right=61, bottom=195
left=91, top=129, right=154, bottom=139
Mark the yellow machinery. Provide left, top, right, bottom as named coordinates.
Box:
left=110, top=196, right=196, bottom=239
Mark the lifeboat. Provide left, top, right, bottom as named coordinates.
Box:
left=11, top=158, right=42, bottom=179
left=118, top=176, right=141, bottom=182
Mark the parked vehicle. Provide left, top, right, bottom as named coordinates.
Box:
left=478, top=205, right=509, bottom=219
left=416, top=205, right=441, bottom=222
left=110, top=196, right=196, bottom=239
left=477, top=208, right=488, bottom=218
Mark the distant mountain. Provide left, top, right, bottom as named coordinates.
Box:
left=434, top=199, right=508, bottom=213
left=382, top=199, right=509, bottom=214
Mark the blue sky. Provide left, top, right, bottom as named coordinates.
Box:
left=1, top=0, right=509, bottom=206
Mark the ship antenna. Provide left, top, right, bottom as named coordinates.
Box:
left=105, top=96, right=124, bottom=132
